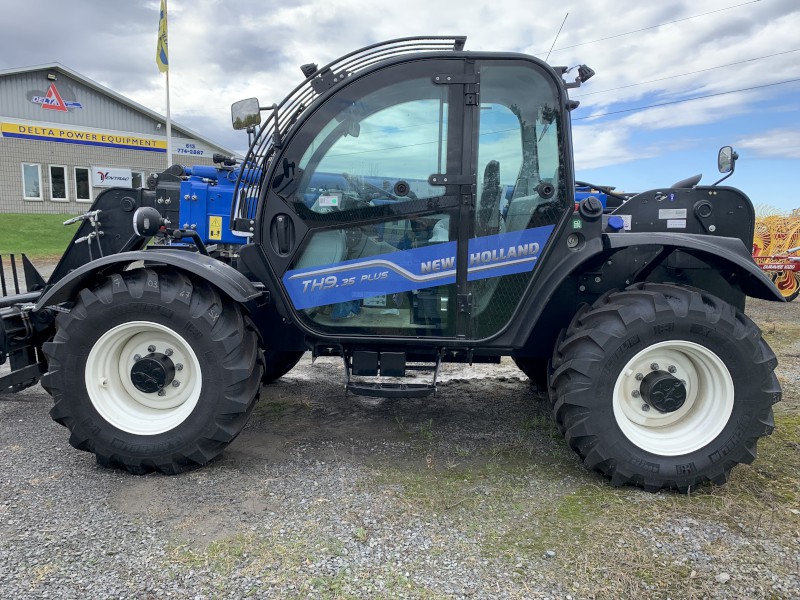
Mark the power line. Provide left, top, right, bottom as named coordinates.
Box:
left=573, top=77, right=800, bottom=121
left=538, top=0, right=762, bottom=55
left=574, top=48, right=800, bottom=98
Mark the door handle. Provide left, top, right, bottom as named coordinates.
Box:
left=275, top=215, right=290, bottom=254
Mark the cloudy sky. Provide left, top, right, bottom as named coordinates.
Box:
left=2, top=0, right=798, bottom=212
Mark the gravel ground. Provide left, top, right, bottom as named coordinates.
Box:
left=1, top=293, right=799, bottom=599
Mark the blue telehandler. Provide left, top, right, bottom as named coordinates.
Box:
left=0, top=36, right=783, bottom=491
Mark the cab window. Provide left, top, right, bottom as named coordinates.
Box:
left=291, top=79, right=449, bottom=215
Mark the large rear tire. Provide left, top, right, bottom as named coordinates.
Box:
left=550, top=283, right=780, bottom=492
left=41, top=268, right=263, bottom=474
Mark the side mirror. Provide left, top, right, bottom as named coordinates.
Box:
left=231, top=98, right=261, bottom=130
left=717, top=146, right=738, bottom=174
left=713, top=146, right=739, bottom=186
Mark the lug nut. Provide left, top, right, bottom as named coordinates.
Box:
left=641, top=404, right=650, bottom=412
left=165, top=348, right=174, bottom=357
left=650, top=363, right=659, bottom=371
left=175, top=363, right=183, bottom=371
left=148, top=345, right=156, bottom=353
left=631, top=390, right=640, bottom=398
left=172, top=380, right=180, bottom=387
left=668, top=365, right=677, bottom=373
left=133, top=354, right=142, bottom=361
left=158, top=389, right=166, bottom=396
left=635, top=373, right=644, bottom=381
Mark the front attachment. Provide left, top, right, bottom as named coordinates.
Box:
left=1, top=254, right=50, bottom=395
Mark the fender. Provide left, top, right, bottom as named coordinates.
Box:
left=35, top=250, right=263, bottom=311
left=499, top=231, right=782, bottom=352
left=603, top=232, right=784, bottom=302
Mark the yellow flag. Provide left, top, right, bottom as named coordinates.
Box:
left=156, top=0, right=168, bottom=73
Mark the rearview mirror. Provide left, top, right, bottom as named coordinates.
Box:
left=717, top=146, right=737, bottom=174
left=712, top=146, right=739, bottom=186
left=231, top=98, right=261, bottom=130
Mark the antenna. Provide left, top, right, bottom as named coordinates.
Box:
left=545, top=13, right=569, bottom=62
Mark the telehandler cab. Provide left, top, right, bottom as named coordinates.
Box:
left=0, top=36, right=783, bottom=491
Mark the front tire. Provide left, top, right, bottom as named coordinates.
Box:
left=550, top=283, right=780, bottom=491
left=41, top=268, right=263, bottom=474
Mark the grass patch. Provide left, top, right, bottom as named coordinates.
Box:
left=252, top=398, right=296, bottom=418
left=483, top=483, right=624, bottom=557
left=721, top=410, right=800, bottom=505
left=167, top=531, right=442, bottom=598
left=0, top=213, right=80, bottom=258
left=376, top=466, right=490, bottom=512
left=478, top=453, right=797, bottom=598
left=761, top=319, right=800, bottom=356
left=375, top=405, right=799, bottom=599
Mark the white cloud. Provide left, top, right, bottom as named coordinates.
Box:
left=736, top=128, right=800, bottom=159
left=572, top=122, right=644, bottom=170
left=1, top=0, right=798, bottom=169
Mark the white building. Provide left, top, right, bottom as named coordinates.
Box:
left=0, top=63, right=236, bottom=214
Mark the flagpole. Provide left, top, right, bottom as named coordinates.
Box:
left=165, top=66, right=172, bottom=168
left=157, top=0, right=172, bottom=169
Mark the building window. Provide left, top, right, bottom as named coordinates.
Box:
left=49, top=165, right=68, bottom=202
left=75, top=167, right=93, bottom=202
left=22, top=163, right=42, bottom=200
left=132, top=171, right=144, bottom=188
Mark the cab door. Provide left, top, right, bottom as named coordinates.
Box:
left=261, top=59, right=470, bottom=338
left=466, top=60, right=570, bottom=339
left=261, top=57, right=569, bottom=342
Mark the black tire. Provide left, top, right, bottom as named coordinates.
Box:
left=550, top=283, right=780, bottom=492
left=41, top=268, right=263, bottom=475
left=512, top=357, right=548, bottom=389
left=262, top=350, right=305, bottom=384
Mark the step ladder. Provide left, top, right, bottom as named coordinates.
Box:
left=343, top=350, right=442, bottom=398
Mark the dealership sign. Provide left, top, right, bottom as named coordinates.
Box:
left=1, top=123, right=167, bottom=152
left=91, top=166, right=132, bottom=188
left=30, top=83, right=83, bottom=112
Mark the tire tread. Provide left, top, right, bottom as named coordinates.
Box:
left=551, top=283, right=778, bottom=492
left=42, top=268, right=263, bottom=475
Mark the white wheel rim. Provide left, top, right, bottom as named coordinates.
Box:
left=85, top=321, right=202, bottom=435
left=612, top=341, right=733, bottom=456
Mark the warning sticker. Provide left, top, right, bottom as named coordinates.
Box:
left=659, top=208, right=687, bottom=219
left=209, top=216, right=222, bottom=240
left=615, top=214, right=633, bottom=231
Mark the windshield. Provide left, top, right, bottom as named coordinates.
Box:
left=294, top=78, right=450, bottom=212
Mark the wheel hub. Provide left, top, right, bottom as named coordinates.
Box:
left=640, top=370, right=686, bottom=413
left=130, top=352, right=176, bottom=393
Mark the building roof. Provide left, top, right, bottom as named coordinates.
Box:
left=0, top=62, right=237, bottom=156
